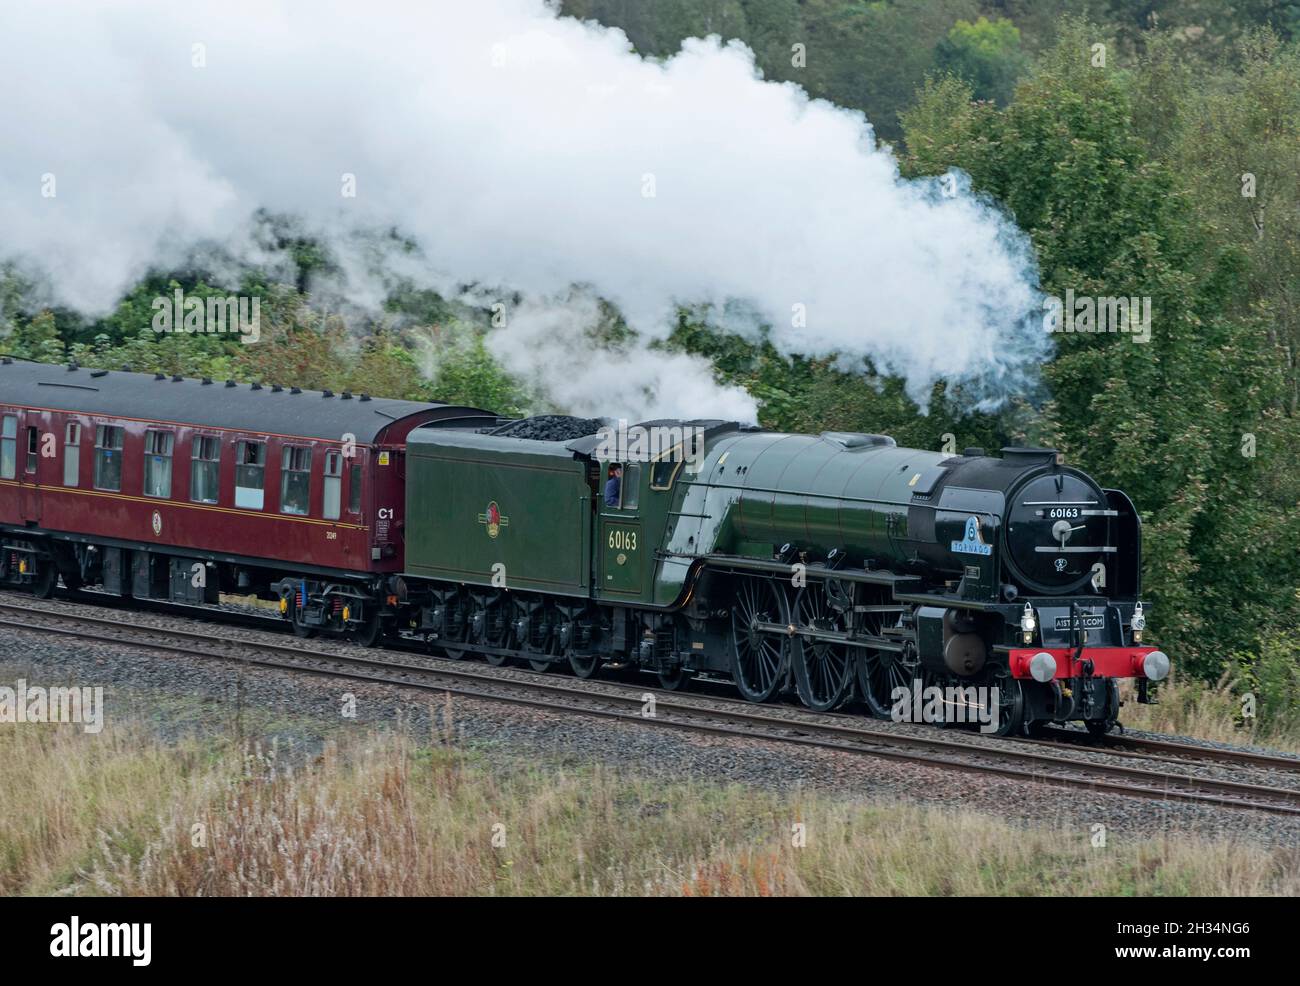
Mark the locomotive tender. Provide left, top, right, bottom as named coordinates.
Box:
left=0, top=357, right=1167, bottom=735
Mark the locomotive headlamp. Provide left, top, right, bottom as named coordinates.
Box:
left=1142, top=650, right=1170, bottom=682
left=1130, top=601, right=1146, bottom=643
left=1028, top=651, right=1057, bottom=683
left=1020, top=603, right=1037, bottom=644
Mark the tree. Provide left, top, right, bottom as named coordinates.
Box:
left=934, top=16, right=1029, bottom=105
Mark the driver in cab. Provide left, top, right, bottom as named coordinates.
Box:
left=604, top=464, right=622, bottom=507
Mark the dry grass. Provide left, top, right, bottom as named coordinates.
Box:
left=0, top=721, right=227, bottom=895
left=4, top=710, right=1299, bottom=897
left=1119, top=673, right=1300, bottom=753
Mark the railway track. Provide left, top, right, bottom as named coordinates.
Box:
left=3, top=596, right=1300, bottom=818
left=1029, top=727, right=1300, bottom=775
left=35, top=590, right=1294, bottom=775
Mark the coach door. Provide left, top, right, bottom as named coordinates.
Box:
left=598, top=462, right=643, bottom=597
left=16, top=415, right=43, bottom=524
left=370, top=446, right=404, bottom=562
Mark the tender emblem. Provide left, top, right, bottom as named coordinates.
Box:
left=476, top=500, right=509, bottom=539
left=951, top=515, right=991, bottom=556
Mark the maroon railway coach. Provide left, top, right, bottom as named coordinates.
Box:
left=0, top=358, right=495, bottom=639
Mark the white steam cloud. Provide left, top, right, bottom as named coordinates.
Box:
left=0, top=0, right=1046, bottom=420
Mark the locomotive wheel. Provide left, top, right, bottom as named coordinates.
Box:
left=569, top=651, right=602, bottom=679
left=990, top=675, right=1026, bottom=737
left=855, top=646, right=913, bottom=718
left=850, top=590, right=911, bottom=718
left=791, top=584, right=854, bottom=712
left=479, top=597, right=513, bottom=666
left=563, top=607, right=602, bottom=678
left=656, top=666, right=694, bottom=691
left=440, top=593, right=470, bottom=660
left=518, top=600, right=558, bottom=672
left=653, top=616, right=692, bottom=690
left=729, top=577, right=789, bottom=703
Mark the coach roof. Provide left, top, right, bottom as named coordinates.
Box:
left=0, top=358, right=495, bottom=443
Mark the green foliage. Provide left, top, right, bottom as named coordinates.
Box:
left=934, top=16, right=1029, bottom=105
left=1234, top=616, right=1300, bottom=733
left=429, top=331, right=528, bottom=416
left=563, top=1, right=1295, bottom=144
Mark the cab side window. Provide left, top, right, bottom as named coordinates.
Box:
left=621, top=464, right=641, bottom=510
left=650, top=457, right=681, bottom=490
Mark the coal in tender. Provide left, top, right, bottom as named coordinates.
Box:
left=491, top=415, right=605, bottom=442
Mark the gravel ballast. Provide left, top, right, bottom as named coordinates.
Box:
left=3, top=592, right=1299, bottom=849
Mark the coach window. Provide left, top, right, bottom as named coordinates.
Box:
left=281, top=446, right=312, bottom=516
left=235, top=440, right=265, bottom=509
left=0, top=416, right=15, bottom=479
left=191, top=436, right=220, bottom=504
left=348, top=463, right=362, bottom=514
left=25, top=427, right=38, bottom=474
left=143, top=430, right=175, bottom=498
left=323, top=450, right=342, bottom=520
left=64, top=423, right=81, bottom=486
left=94, top=425, right=124, bottom=491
